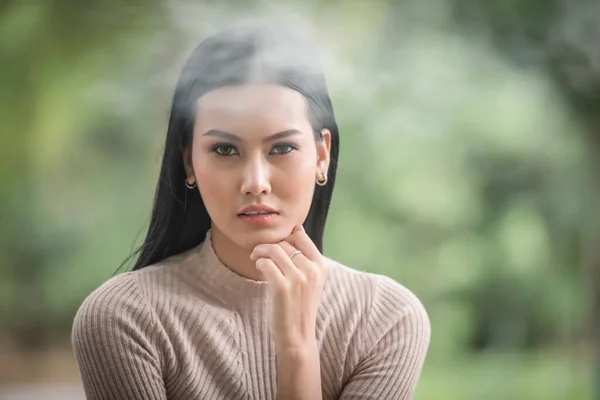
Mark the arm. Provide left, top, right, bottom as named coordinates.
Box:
left=71, top=274, right=167, bottom=400
left=338, top=285, right=431, bottom=399
left=250, top=226, right=327, bottom=400
left=275, top=340, right=323, bottom=400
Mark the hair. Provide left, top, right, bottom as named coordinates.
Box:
left=127, top=22, right=340, bottom=272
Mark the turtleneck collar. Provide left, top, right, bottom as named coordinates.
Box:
left=185, top=229, right=270, bottom=310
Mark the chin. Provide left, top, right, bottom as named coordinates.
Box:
left=237, top=226, right=291, bottom=248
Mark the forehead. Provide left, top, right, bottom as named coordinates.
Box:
left=195, top=84, right=310, bottom=134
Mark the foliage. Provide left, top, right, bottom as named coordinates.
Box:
left=0, top=0, right=593, bottom=395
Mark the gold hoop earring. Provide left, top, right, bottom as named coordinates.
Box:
left=316, top=172, right=328, bottom=186
left=185, top=179, right=197, bottom=189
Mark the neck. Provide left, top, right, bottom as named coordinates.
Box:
left=210, top=225, right=267, bottom=282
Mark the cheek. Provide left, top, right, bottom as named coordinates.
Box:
left=197, top=174, right=225, bottom=197
left=193, top=158, right=231, bottom=209
left=275, top=155, right=317, bottom=204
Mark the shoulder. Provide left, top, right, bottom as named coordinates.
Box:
left=72, top=272, right=151, bottom=339
left=72, top=248, right=202, bottom=337
left=71, top=273, right=172, bottom=398
left=324, top=257, right=430, bottom=338
left=369, top=270, right=430, bottom=327
left=321, top=260, right=431, bottom=398
left=73, top=256, right=186, bottom=324
left=74, top=272, right=141, bottom=317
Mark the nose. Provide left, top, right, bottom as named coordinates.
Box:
left=240, top=155, right=271, bottom=196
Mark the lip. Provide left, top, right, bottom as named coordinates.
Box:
left=237, top=205, right=279, bottom=215
left=237, top=205, right=279, bottom=227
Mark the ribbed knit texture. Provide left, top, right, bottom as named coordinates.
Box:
left=72, top=230, right=430, bottom=399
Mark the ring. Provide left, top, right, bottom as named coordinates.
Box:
left=289, top=250, right=302, bottom=260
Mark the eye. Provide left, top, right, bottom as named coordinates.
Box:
left=270, top=143, right=298, bottom=155
left=211, top=143, right=239, bottom=156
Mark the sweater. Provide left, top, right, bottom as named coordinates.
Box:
left=71, top=230, right=431, bottom=399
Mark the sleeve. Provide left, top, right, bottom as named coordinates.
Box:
left=71, top=273, right=167, bottom=400
left=338, top=277, right=431, bottom=400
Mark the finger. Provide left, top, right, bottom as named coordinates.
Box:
left=255, top=257, right=286, bottom=287
left=284, top=226, right=322, bottom=263
left=277, top=240, right=308, bottom=266
left=252, top=244, right=302, bottom=279
left=277, top=240, right=307, bottom=263
left=279, top=240, right=319, bottom=279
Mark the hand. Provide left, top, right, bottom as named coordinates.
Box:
left=250, top=225, right=327, bottom=349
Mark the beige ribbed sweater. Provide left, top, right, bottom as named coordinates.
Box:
left=72, top=231, right=430, bottom=400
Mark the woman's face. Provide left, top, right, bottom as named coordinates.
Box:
left=183, top=84, right=331, bottom=251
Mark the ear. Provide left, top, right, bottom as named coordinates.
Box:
left=316, top=128, right=331, bottom=175
left=180, top=138, right=196, bottom=184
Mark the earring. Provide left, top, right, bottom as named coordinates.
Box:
left=185, top=179, right=197, bottom=189
left=316, top=172, right=328, bottom=186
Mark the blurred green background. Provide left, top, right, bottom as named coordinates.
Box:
left=1, top=0, right=598, bottom=399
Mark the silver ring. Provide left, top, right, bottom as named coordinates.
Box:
left=289, top=250, right=302, bottom=260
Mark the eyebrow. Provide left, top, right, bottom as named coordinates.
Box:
left=202, top=129, right=302, bottom=143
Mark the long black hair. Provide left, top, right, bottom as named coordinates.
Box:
left=128, top=23, right=340, bottom=271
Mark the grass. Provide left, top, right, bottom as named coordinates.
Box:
left=414, top=350, right=593, bottom=400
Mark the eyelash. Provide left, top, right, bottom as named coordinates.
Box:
left=211, top=143, right=298, bottom=157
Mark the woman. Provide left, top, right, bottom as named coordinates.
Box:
left=72, top=22, right=430, bottom=400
